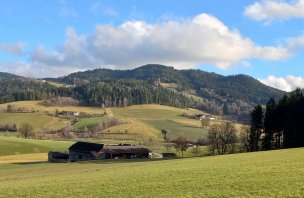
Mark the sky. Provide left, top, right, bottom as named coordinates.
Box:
left=1, top=0, right=304, bottom=91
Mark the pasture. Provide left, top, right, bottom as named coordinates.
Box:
left=72, top=115, right=108, bottom=130
left=0, top=112, right=67, bottom=131
left=0, top=136, right=73, bottom=156
left=0, top=148, right=303, bottom=197
left=0, top=101, right=212, bottom=141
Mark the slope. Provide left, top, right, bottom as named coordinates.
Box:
left=0, top=148, right=303, bottom=197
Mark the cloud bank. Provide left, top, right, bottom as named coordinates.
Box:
left=259, top=75, right=304, bottom=92
left=0, top=13, right=299, bottom=77
left=245, top=0, right=304, bottom=22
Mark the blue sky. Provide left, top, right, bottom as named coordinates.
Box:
left=1, top=0, right=304, bottom=91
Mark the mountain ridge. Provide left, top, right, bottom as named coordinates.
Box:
left=1, top=64, right=285, bottom=121
left=47, top=64, right=284, bottom=104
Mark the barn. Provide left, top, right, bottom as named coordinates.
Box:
left=98, top=145, right=150, bottom=159
left=68, top=142, right=104, bottom=162
left=48, top=151, right=69, bottom=162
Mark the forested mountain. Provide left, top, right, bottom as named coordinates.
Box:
left=0, top=78, right=69, bottom=104
left=50, top=64, right=283, bottom=104
left=45, top=64, right=284, bottom=121
left=1, top=64, right=285, bottom=121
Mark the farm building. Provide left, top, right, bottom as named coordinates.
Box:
left=59, top=111, right=80, bottom=116
left=98, top=145, right=150, bottom=159
left=65, top=141, right=150, bottom=162
left=48, top=151, right=69, bottom=162
left=68, top=141, right=104, bottom=162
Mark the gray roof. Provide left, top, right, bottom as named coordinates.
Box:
left=69, top=142, right=104, bottom=152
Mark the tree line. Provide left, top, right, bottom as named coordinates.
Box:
left=0, top=78, right=193, bottom=109
left=248, top=88, right=304, bottom=151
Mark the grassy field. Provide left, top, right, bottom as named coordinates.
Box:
left=0, top=148, right=303, bottom=197
left=143, top=119, right=207, bottom=140
left=0, top=136, right=73, bottom=156
left=0, top=153, right=48, bottom=164
left=0, top=112, right=67, bottom=131
left=72, top=115, right=108, bottom=130
left=0, top=101, right=212, bottom=142
left=112, top=104, right=211, bottom=141
left=0, top=101, right=105, bottom=114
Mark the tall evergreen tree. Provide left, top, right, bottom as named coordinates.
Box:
left=282, top=89, right=304, bottom=148
left=262, top=98, right=276, bottom=150
left=249, top=104, right=264, bottom=151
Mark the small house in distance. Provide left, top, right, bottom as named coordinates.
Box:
left=59, top=111, right=80, bottom=116
left=68, top=141, right=104, bottom=162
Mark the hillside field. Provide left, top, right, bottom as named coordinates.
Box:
left=0, top=112, right=67, bottom=132
left=0, top=148, right=303, bottom=197
left=0, top=101, right=213, bottom=141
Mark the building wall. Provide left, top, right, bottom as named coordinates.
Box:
left=69, top=150, right=94, bottom=162
left=48, top=151, right=69, bottom=162
left=99, top=152, right=149, bottom=159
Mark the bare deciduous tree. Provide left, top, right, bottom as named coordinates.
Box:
left=239, top=125, right=250, bottom=152
left=174, top=135, right=189, bottom=157
left=18, top=123, right=34, bottom=139
left=207, top=122, right=237, bottom=155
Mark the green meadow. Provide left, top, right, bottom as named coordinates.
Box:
left=0, top=136, right=73, bottom=156
left=72, top=115, right=108, bottom=130
left=0, top=148, right=303, bottom=197
left=143, top=119, right=207, bottom=140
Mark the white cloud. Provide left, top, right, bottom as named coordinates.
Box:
left=86, top=13, right=290, bottom=69
left=1, top=61, right=87, bottom=78
left=259, top=75, right=304, bottom=91
left=245, top=0, right=304, bottom=22
left=0, top=42, right=26, bottom=56
left=1, top=13, right=301, bottom=77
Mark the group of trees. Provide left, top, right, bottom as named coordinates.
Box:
left=0, top=78, right=69, bottom=104
left=207, top=122, right=238, bottom=155
left=0, top=123, right=17, bottom=132
left=73, top=80, right=192, bottom=108
left=172, top=121, right=238, bottom=157
left=0, top=78, right=193, bottom=110
left=42, top=97, right=79, bottom=106
left=248, top=88, right=304, bottom=151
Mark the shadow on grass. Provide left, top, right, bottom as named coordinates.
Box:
left=12, top=161, right=48, bottom=165
left=76, top=157, right=187, bottom=165
left=10, top=155, right=212, bottom=166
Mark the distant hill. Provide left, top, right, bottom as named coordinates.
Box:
left=0, top=65, right=285, bottom=121
left=50, top=64, right=284, bottom=104
left=45, top=64, right=285, bottom=121
left=0, top=72, right=22, bottom=79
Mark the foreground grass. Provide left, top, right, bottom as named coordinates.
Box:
left=0, top=136, right=73, bottom=156
left=0, top=148, right=303, bottom=197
